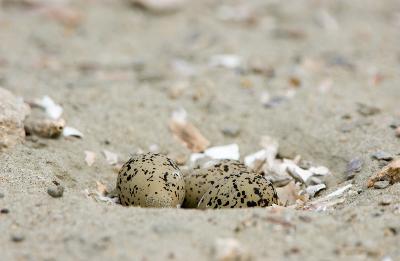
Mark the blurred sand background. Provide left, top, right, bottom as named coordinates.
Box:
left=1, top=0, right=400, bottom=260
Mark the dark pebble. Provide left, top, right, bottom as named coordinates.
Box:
left=1, top=208, right=9, bottom=214
left=47, top=185, right=64, bottom=198
left=346, top=157, right=363, bottom=179
left=371, top=151, right=393, bottom=161
left=389, top=119, right=400, bottom=129
left=264, top=96, right=286, bottom=108
left=11, top=234, right=25, bottom=242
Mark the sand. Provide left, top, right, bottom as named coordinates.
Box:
left=1, top=0, right=400, bottom=260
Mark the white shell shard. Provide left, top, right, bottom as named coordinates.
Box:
left=62, top=126, right=83, bottom=138
left=306, top=184, right=326, bottom=197
left=36, top=95, right=63, bottom=119
left=189, top=153, right=206, bottom=164
left=209, top=54, right=241, bottom=69
left=309, top=166, right=330, bottom=176
left=313, top=184, right=353, bottom=204
left=286, top=163, right=313, bottom=183
left=102, top=150, right=118, bottom=165
left=204, top=144, right=240, bottom=160
left=244, top=149, right=267, bottom=169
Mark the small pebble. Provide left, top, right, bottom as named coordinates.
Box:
left=389, top=119, right=400, bottom=129
left=298, top=160, right=312, bottom=170
left=371, top=151, right=393, bottom=161
left=222, top=124, right=241, bottom=137
left=357, top=103, right=380, bottom=116
left=346, top=157, right=363, bottom=180
left=395, top=127, right=400, bottom=138
left=379, top=196, right=393, bottom=206
left=0, top=192, right=4, bottom=198
left=1, top=208, right=9, bottom=214
left=11, top=234, right=25, bottom=242
left=47, top=185, right=64, bottom=198
left=373, top=180, right=390, bottom=189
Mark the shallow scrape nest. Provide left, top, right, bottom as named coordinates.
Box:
left=102, top=135, right=333, bottom=209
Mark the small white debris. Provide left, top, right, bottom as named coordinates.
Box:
left=204, top=144, right=240, bottom=160
left=84, top=151, right=96, bottom=167
left=209, top=54, right=241, bottom=69
left=306, top=184, right=326, bottom=197
left=35, top=96, right=63, bottom=119
left=309, top=166, right=330, bottom=176
left=102, top=150, right=118, bottom=165
left=260, top=136, right=279, bottom=168
left=214, top=238, right=251, bottom=261
left=171, top=107, right=187, bottom=124
left=62, top=126, right=83, bottom=138
left=149, top=144, right=160, bottom=153
left=171, top=59, right=196, bottom=77
left=189, top=153, right=206, bottom=164
left=316, top=184, right=353, bottom=202
left=244, top=149, right=267, bottom=169
left=286, top=163, right=313, bottom=183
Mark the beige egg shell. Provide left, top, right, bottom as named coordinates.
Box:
left=197, top=172, right=279, bottom=209
left=116, top=153, right=185, bottom=208
left=182, top=159, right=248, bottom=208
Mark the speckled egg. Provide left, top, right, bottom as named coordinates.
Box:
left=182, top=159, right=249, bottom=208
left=116, top=153, right=185, bottom=208
left=197, top=172, right=278, bottom=209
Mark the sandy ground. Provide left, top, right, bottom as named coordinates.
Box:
left=1, top=0, right=400, bottom=260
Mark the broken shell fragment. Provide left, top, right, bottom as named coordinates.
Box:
left=305, top=184, right=326, bottom=197
left=368, top=158, right=400, bottom=188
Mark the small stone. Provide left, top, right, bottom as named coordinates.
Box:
left=0, top=208, right=9, bottom=214
left=11, top=234, right=25, bottom=242
left=357, top=103, right=380, bottom=116
left=222, top=124, right=241, bottom=137
left=346, top=157, right=363, bottom=180
left=305, top=184, right=326, bottom=197
left=389, top=119, right=400, bottom=129
left=395, top=127, right=400, bottom=138
left=379, top=196, right=393, bottom=206
left=371, top=151, right=393, bottom=161
left=0, top=192, right=4, bottom=198
left=373, top=180, right=390, bottom=189
left=47, top=185, right=64, bottom=198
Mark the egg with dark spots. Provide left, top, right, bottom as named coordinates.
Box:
left=197, top=172, right=278, bottom=209
left=182, top=159, right=249, bottom=208
left=116, top=153, right=185, bottom=208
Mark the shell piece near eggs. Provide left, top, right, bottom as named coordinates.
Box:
left=183, top=159, right=249, bottom=208
left=116, top=153, right=185, bottom=208
left=197, top=172, right=279, bottom=209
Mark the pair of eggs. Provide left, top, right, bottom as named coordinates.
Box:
left=116, top=153, right=279, bottom=208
